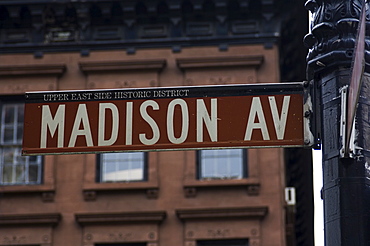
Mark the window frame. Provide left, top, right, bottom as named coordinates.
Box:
left=0, top=147, right=44, bottom=185
left=0, top=95, right=44, bottom=186
left=96, top=152, right=148, bottom=183
left=196, top=149, right=248, bottom=180
left=83, top=152, right=159, bottom=200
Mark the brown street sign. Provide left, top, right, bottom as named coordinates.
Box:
left=345, top=3, right=367, bottom=154
left=22, top=83, right=310, bottom=155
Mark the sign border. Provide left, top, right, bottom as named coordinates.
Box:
left=23, top=82, right=312, bottom=155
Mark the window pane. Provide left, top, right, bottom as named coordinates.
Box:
left=28, top=155, right=39, bottom=164
left=2, top=164, right=13, bottom=183
left=101, top=152, right=145, bottom=182
left=0, top=101, right=42, bottom=186
left=2, top=126, right=14, bottom=143
left=17, top=124, right=23, bottom=143
left=3, top=105, right=15, bottom=124
left=0, top=147, right=42, bottom=185
left=17, top=104, right=24, bottom=122
left=28, top=164, right=40, bottom=183
left=15, top=164, right=26, bottom=183
left=16, top=152, right=27, bottom=164
left=199, top=149, right=245, bottom=180
left=3, top=148, right=14, bottom=164
left=1, top=104, right=24, bottom=145
left=202, top=161, right=215, bottom=178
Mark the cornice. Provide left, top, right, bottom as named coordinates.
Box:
left=176, top=206, right=268, bottom=221
left=176, top=55, right=264, bottom=69
left=0, top=213, right=61, bottom=226
left=75, top=211, right=167, bottom=225
left=0, top=0, right=283, bottom=54
left=79, top=59, right=166, bottom=73
left=0, top=64, right=66, bottom=76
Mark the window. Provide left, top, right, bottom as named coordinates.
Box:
left=0, top=101, right=42, bottom=185
left=197, top=239, right=249, bottom=246
left=96, top=243, right=146, bottom=246
left=98, top=152, right=147, bottom=182
left=197, top=149, right=247, bottom=180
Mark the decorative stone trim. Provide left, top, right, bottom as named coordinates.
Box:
left=146, top=188, right=159, bottom=199
left=0, top=185, right=56, bottom=203
left=0, top=213, right=61, bottom=226
left=83, top=191, right=97, bottom=201
left=82, top=183, right=159, bottom=201
left=176, top=206, right=268, bottom=221
left=247, top=184, right=261, bottom=196
left=79, top=59, right=166, bottom=73
left=184, top=187, right=197, bottom=198
left=0, top=184, right=54, bottom=193
left=75, top=211, right=167, bottom=225
left=176, top=55, right=264, bottom=69
left=41, top=191, right=55, bottom=202
left=183, top=178, right=261, bottom=198
left=0, top=64, right=66, bottom=76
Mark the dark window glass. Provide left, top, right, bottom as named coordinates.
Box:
left=96, top=243, right=146, bottom=246
left=197, top=239, right=249, bottom=246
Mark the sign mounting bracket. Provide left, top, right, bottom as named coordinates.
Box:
left=340, top=86, right=356, bottom=158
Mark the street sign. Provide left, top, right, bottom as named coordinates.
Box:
left=22, top=83, right=310, bottom=155
left=346, top=2, right=366, bottom=153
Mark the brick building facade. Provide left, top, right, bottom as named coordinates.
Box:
left=0, top=1, right=313, bottom=246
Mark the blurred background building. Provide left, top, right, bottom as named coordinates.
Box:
left=0, top=1, right=312, bottom=245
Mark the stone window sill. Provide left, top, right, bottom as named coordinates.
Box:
left=75, top=210, right=166, bottom=225
left=82, top=182, right=159, bottom=201
left=0, top=213, right=61, bottom=226
left=183, top=177, right=260, bottom=197
left=0, top=184, right=55, bottom=202
left=176, top=206, right=268, bottom=221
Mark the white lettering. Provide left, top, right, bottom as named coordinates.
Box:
left=40, top=105, right=65, bottom=148
left=244, top=97, right=270, bottom=141
left=167, top=99, right=189, bottom=144
left=139, top=100, right=160, bottom=145
left=196, top=99, right=218, bottom=142
left=126, top=102, right=133, bottom=145
left=68, top=104, right=93, bottom=147
left=269, top=96, right=290, bottom=140
left=98, top=103, right=119, bottom=146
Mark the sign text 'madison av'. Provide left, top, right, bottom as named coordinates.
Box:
left=22, top=83, right=308, bottom=155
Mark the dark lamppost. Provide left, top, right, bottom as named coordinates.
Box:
left=305, top=0, right=370, bottom=245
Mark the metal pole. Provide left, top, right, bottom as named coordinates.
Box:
left=305, top=0, right=370, bottom=245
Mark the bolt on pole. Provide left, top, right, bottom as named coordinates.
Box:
left=305, top=0, right=370, bottom=245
